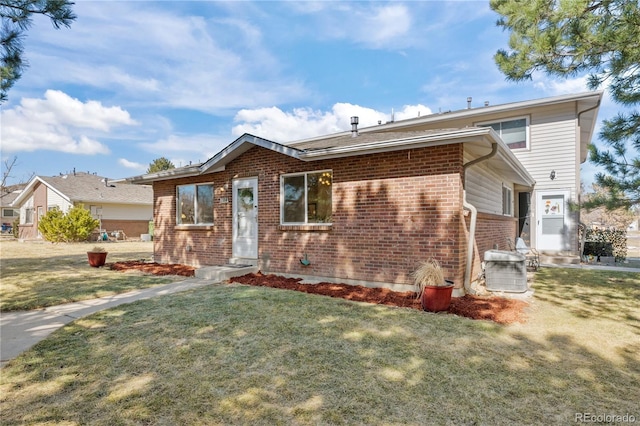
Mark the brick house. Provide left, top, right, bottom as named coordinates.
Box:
left=13, top=172, right=153, bottom=241
left=121, top=91, right=602, bottom=295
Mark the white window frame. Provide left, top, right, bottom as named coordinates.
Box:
left=2, top=208, right=18, bottom=217
left=502, top=184, right=513, bottom=216
left=280, top=170, right=333, bottom=225
left=24, top=207, right=34, bottom=224
left=476, top=116, right=530, bottom=150
left=176, top=182, right=215, bottom=225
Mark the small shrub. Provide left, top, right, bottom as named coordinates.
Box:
left=38, top=204, right=99, bottom=243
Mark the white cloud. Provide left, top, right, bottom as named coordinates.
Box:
left=0, top=90, right=137, bottom=155
left=307, top=3, right=413, bottom=49
left=232, top=103, right=432, bottom=142
left=17, top=2, right=309, bottom=114
left=118, top=158, right=146, bottom=171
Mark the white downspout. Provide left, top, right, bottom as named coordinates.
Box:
left=462, top=142, right=498, bottom=294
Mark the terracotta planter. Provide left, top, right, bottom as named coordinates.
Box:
left=87, top=251, right=108, bottom=267
left=421, top=280, right=454, bottom=312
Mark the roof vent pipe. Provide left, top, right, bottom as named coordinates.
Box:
left=467, top=97, right=472, bottom=109
left=351, top=116, right=359, bottom=137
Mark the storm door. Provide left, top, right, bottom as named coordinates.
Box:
left=232, top=178, right=258, bottom=259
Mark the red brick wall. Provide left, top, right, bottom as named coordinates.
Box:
left=153, top=144, right=468, bottom=288
left=99, top=220, right=150, bottom=240
left=469, top=212, right=518, bottom=278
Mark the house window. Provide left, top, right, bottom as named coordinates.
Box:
left=282, top=171, right=332, bottom=224
left=2, top=208, right=17, bottom=217
left=502, top=185, right=513, bottom=216
left=478, top=117, right=529, bottom=149
left=176, top=183, right=214, bottom=225
left=24, top=207, right=34, bottom=224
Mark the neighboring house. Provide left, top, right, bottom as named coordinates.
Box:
left=121, top=91, right=602, bottom=295
left=1, top=184, right=25, bottom=232
left=12, top=172, right=153, bottom=241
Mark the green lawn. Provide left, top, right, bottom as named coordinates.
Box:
left=1, top=260, right=638, bottom=424
left=0, top=241, right=174, bottom=311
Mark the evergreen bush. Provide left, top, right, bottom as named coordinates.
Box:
left=38, top=204, right=99, bottom=242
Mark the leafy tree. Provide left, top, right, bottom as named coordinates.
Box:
left=581, top=185, right=635, bottom=230
left=491, top=0, right=640, bottom=209
left=38, top=204, right=99, bottom=242
left=1, top=0, right=76, bottom=103
left=147, top=157, right=175, bottom=174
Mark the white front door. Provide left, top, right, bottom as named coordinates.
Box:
left=232, top=178, right=258, bottom=259
left=536, top=190, right=571, bottom=252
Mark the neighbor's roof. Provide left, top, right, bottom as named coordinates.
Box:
left=1, top=184, right=27, bottom=206
left=119, top=127, right=535, bottom=188
left=12, top=173, right=153, bottom=207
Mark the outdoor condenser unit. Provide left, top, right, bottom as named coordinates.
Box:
left=484, top=250, right=528, bottom=293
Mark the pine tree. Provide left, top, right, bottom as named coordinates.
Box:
left=491, top=0, right=640, bottom=209
left=147, top=157, right=176, bottom=174
left=1, top=0, right=76, bottom=103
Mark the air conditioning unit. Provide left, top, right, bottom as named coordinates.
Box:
left=484, top=250, right=528, bottom=293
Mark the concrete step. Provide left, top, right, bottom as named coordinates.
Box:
left=540, top=254, right=581, bottom=265
left=194, top=264, right=258, bottom=281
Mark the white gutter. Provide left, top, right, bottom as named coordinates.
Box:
left=461, top=142, right=499, bottom=295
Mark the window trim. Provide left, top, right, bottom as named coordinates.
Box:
left=176, top=182, right=215, bottom=226
left=24, top=207, right=34, bottom=224
left=502, top=184, right=513, bottom=216
left=280, top=170, right=333, bottom=226
left=476, top=115, right=530, bottom=150
left=2, top=208, right=17, bottom=217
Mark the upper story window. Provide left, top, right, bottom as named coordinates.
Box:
left=177, top=183, right=214, bottom=225
left=282, top=171, right=332, bottom=224
left=478, top=117, right=529, bottom=150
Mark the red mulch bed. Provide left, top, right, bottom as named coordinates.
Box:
left=230, top=272, right=528, bottom=325
left=110, top=261, right=195, bottom=277
left=109, top=262, right=527, bottom=324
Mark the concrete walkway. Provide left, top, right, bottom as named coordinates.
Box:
left=0, top=278, right=216, bottom=368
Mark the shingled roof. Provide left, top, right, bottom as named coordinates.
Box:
left=13, top=173, right=152, bottom=206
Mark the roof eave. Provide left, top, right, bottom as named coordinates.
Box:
left=358, top=91, right=605, bottom=134
left=298, top=128, right=495, bottom=161
left=200, top=134, right=303, bottom=174
left=114, top=166, right=203, bottom=185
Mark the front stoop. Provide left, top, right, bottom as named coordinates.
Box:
left=195, top=264, right=258, bottom=281
left=540, top=253, right=581, bottom=266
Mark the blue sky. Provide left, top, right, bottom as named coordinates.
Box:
left=0, top=1, right=627, bottom=188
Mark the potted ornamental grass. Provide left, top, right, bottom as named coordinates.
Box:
left=413, top=259, right=454, bottom=312
left=87, top=246, right=108, bottom=267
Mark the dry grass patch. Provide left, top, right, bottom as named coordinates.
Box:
left=1, top=267, right=639, bottom=424
left=0, top=240, right=174, bottom=311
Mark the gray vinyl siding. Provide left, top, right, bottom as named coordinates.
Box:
left=46, top=188, right=71, bottom=211
left=464, top=152, right=511, bottom=216
left=511, top=103, right=578, bottom=199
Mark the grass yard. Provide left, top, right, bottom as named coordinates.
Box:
left=0, top=240, right=174, bottom=311
left=1, top=252, right=638, bottom=424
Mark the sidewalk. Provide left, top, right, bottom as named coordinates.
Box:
left=0, top=278, right=216, bottom=368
